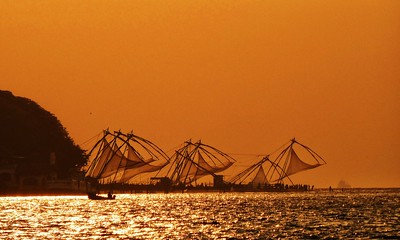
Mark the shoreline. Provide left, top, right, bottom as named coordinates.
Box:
left=0, top=189, right=86, bottom=197
left=1, top=187, right=399, bottom=197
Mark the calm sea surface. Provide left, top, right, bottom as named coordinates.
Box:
left=1, top=189, right=399, bottom=239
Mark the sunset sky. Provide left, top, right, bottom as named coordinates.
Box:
left=1, top=0, right=399, bottom=188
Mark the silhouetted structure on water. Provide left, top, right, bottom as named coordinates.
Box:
left=83, top=131, right=326, bottom=196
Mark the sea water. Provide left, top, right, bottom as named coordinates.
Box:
left=1, top=189, right=399, bottom=239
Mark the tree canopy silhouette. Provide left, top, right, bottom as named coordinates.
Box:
left=0, top=90, right=86, bottom=178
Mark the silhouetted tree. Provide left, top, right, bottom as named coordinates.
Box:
left=0, top=90, right=87, bottom=178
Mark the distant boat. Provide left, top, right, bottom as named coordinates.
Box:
left=87, top=192, right=116, bottom=200
left=83, top=130, right=170, bottom=199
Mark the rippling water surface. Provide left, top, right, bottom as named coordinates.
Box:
left=1, top=189, right=399, bottom=239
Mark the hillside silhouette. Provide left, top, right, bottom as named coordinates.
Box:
left=0, top=90, right=86, bottom=180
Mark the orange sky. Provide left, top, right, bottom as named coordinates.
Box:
left=1, top=0, right=399, bottom=188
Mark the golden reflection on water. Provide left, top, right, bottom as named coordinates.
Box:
left=1, top=191, right=399, bottom=239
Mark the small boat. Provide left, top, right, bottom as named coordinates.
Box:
left=88, top=192, right=115, bottom=200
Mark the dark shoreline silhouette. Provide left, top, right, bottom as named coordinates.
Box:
left=0, top=90, right=87, bottom=194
